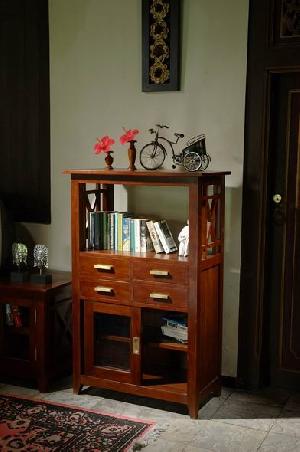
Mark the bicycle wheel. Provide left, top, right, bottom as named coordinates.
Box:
left=200, top=154, right=210, bottom=170
left=140, top=143, right=166, bottom=170
left=183, top=151, right=201, bottom=172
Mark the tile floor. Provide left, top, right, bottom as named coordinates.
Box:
left=0, top=380, right=299, bottom=451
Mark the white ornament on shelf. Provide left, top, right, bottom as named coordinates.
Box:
left=178, top=221, right=189, bottom=257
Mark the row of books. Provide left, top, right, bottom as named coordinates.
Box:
left=87, top=211, right=178, bottom=254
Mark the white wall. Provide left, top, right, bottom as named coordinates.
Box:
left=25, top=0, right=248, bottom=377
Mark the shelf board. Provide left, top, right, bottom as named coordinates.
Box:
left=79, top=249, right=188, bottom=262
left=142, top=373, right=187, bottom=395
left=146, top=340, right=188, bottom=352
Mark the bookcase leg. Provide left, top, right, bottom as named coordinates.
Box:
left=188, top=400, right=200, bottom=419
left=73, top=382, right=83, bottom=395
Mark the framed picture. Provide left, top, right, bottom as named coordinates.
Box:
left=142, top=0, right=181, bottom=92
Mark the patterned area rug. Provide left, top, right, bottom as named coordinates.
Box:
left=0, top=394, right=155, bottom=451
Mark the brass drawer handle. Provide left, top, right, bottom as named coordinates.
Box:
left=94, top=286, right=113, bottom=294
left=94, top=264, right=114, bottom=271
left=132, top=337, right=140, bottom=355
left=149, top=293, right=169, bottom=300
left=149, top=270, right=170, bottom=277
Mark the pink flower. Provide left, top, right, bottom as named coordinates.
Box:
left=93, top=135, right=115, bottom=154
left=119, top=128, right=139, bottom=144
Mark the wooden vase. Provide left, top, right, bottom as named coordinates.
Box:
left=105, top=151, right=114, bottom=170
left=128, top=140, right=137, bottom=171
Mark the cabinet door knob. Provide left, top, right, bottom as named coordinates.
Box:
left=149, top=293, right=169, bottom=300
left=94, top=264, right=114, bottom=271
left=272, top=194, right=282, bottom=204
left=94, top=286, right=113, bottom=294
left=149, top=269, right=170, bottom=277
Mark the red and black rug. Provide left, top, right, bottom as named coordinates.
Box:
left=0, top=394, right=155, bottom=451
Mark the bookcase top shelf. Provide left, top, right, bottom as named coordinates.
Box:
left=64, top=169, right=231, bottom=179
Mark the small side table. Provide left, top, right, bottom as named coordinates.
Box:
left=0, top=271, right=72, bottom=392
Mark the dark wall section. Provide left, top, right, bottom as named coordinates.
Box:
left=0, top=0, right=50, bottom=223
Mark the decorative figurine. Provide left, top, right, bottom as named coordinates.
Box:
left=30, top=244, right=52, bottom=284
left=10, top=242, right=29, bottom=282
left=178, top=221, right=189, bottom=257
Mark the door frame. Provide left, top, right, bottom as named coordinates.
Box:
left=238, top=66, right=300, bottom=388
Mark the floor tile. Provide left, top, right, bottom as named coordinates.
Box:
left=142, top=438, right=187, bottom=451
left=212, top=400, right=281, bottom=431
left=259, top=431, right=300, bottom=451
left=283, top=393, right=300, bottom=413
left=270, top=417, right=300, bottom=438
left=190, top=420, right=266, bottom=451
left=228, top=387, right=291, bottom=407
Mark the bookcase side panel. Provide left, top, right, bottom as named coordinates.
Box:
left=71, top=179, right=86, bottom=393
left=187, top=179, right=202, bottom=417
left=198, top=265, right=221, bottom=392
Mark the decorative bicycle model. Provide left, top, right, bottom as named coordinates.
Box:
left=139, top=124, right=211, bottom=171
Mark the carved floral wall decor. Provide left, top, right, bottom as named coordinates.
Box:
left=142, top=0, right=180, bottom=92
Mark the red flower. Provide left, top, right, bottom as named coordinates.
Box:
left=93, top=135, right=115, bottom=154
left=119, top=128, right=139, bottom=145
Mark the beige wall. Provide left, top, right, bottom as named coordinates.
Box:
left=25, top=0, right=248, bottom=377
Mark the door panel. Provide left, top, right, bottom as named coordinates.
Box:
left=84, top=302, right=141, bottom=384
left=269, top=73, right=300, bottom=387
left=281, top=90, right=300, bottom=371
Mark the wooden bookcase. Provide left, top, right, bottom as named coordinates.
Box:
left=64, top=169, right=230, bottom=418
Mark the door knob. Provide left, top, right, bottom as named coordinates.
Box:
left=273, top=194, right=282, bottom=204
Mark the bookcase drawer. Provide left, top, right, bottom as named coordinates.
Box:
left=80, top=280, right=131, bottom=304
left=132, top=259, right=188, bottom=285
left=133, top=282, right=187, bottom=308
left=79, top=254, right=129, bottom=281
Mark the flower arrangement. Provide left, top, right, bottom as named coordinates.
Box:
left=119, top=128, right=139, bottom=171
left=119, top=128, right=139, bottom=145
left=93, top=135, right=115, bottom=170
left=93, top=135, right=115, bottom=154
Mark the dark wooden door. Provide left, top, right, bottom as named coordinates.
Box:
left=238, top=0, right=300, bottom=389
left=267, top=73, right=300, bottom=388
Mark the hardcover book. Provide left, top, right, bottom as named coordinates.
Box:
left=88, top=211, right=95, bottom=249
left=139, top=219, right=154, bottom=252
left=122, top=216, right=130, bottom=252
left=153, top=220, right=177, bottom=254
left=146, top=220, right=164, bottom=253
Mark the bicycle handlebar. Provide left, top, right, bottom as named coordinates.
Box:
left=156, top=124, right=169, bottom=129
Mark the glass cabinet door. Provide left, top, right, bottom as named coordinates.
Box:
left=84, top=302, right=140, bottom=383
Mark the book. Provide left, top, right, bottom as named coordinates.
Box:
left=129, top=218, right=135, bottom=253
left=117, top=212, right=124, bottom=251
left=161, top=314, right=188, bottom=343
left=93, top=211, right=102, bottom=249
left=139, top=219, right=154, bottom=252
left=108, top=212, right=115, bottom=250
left=88, top=211, right=95, bottom=249
left=146, top=220, right=164, bottom=253
left=153, top=220, right=177, bottom=254
left=122, top=216, right=130, bottom=252
left=133, top=218, right=141, bottom=252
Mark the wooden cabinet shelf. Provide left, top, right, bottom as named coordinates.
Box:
left=146, top=340, right=188, bottom=352
left=65, top=169, right=230, bottom=418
